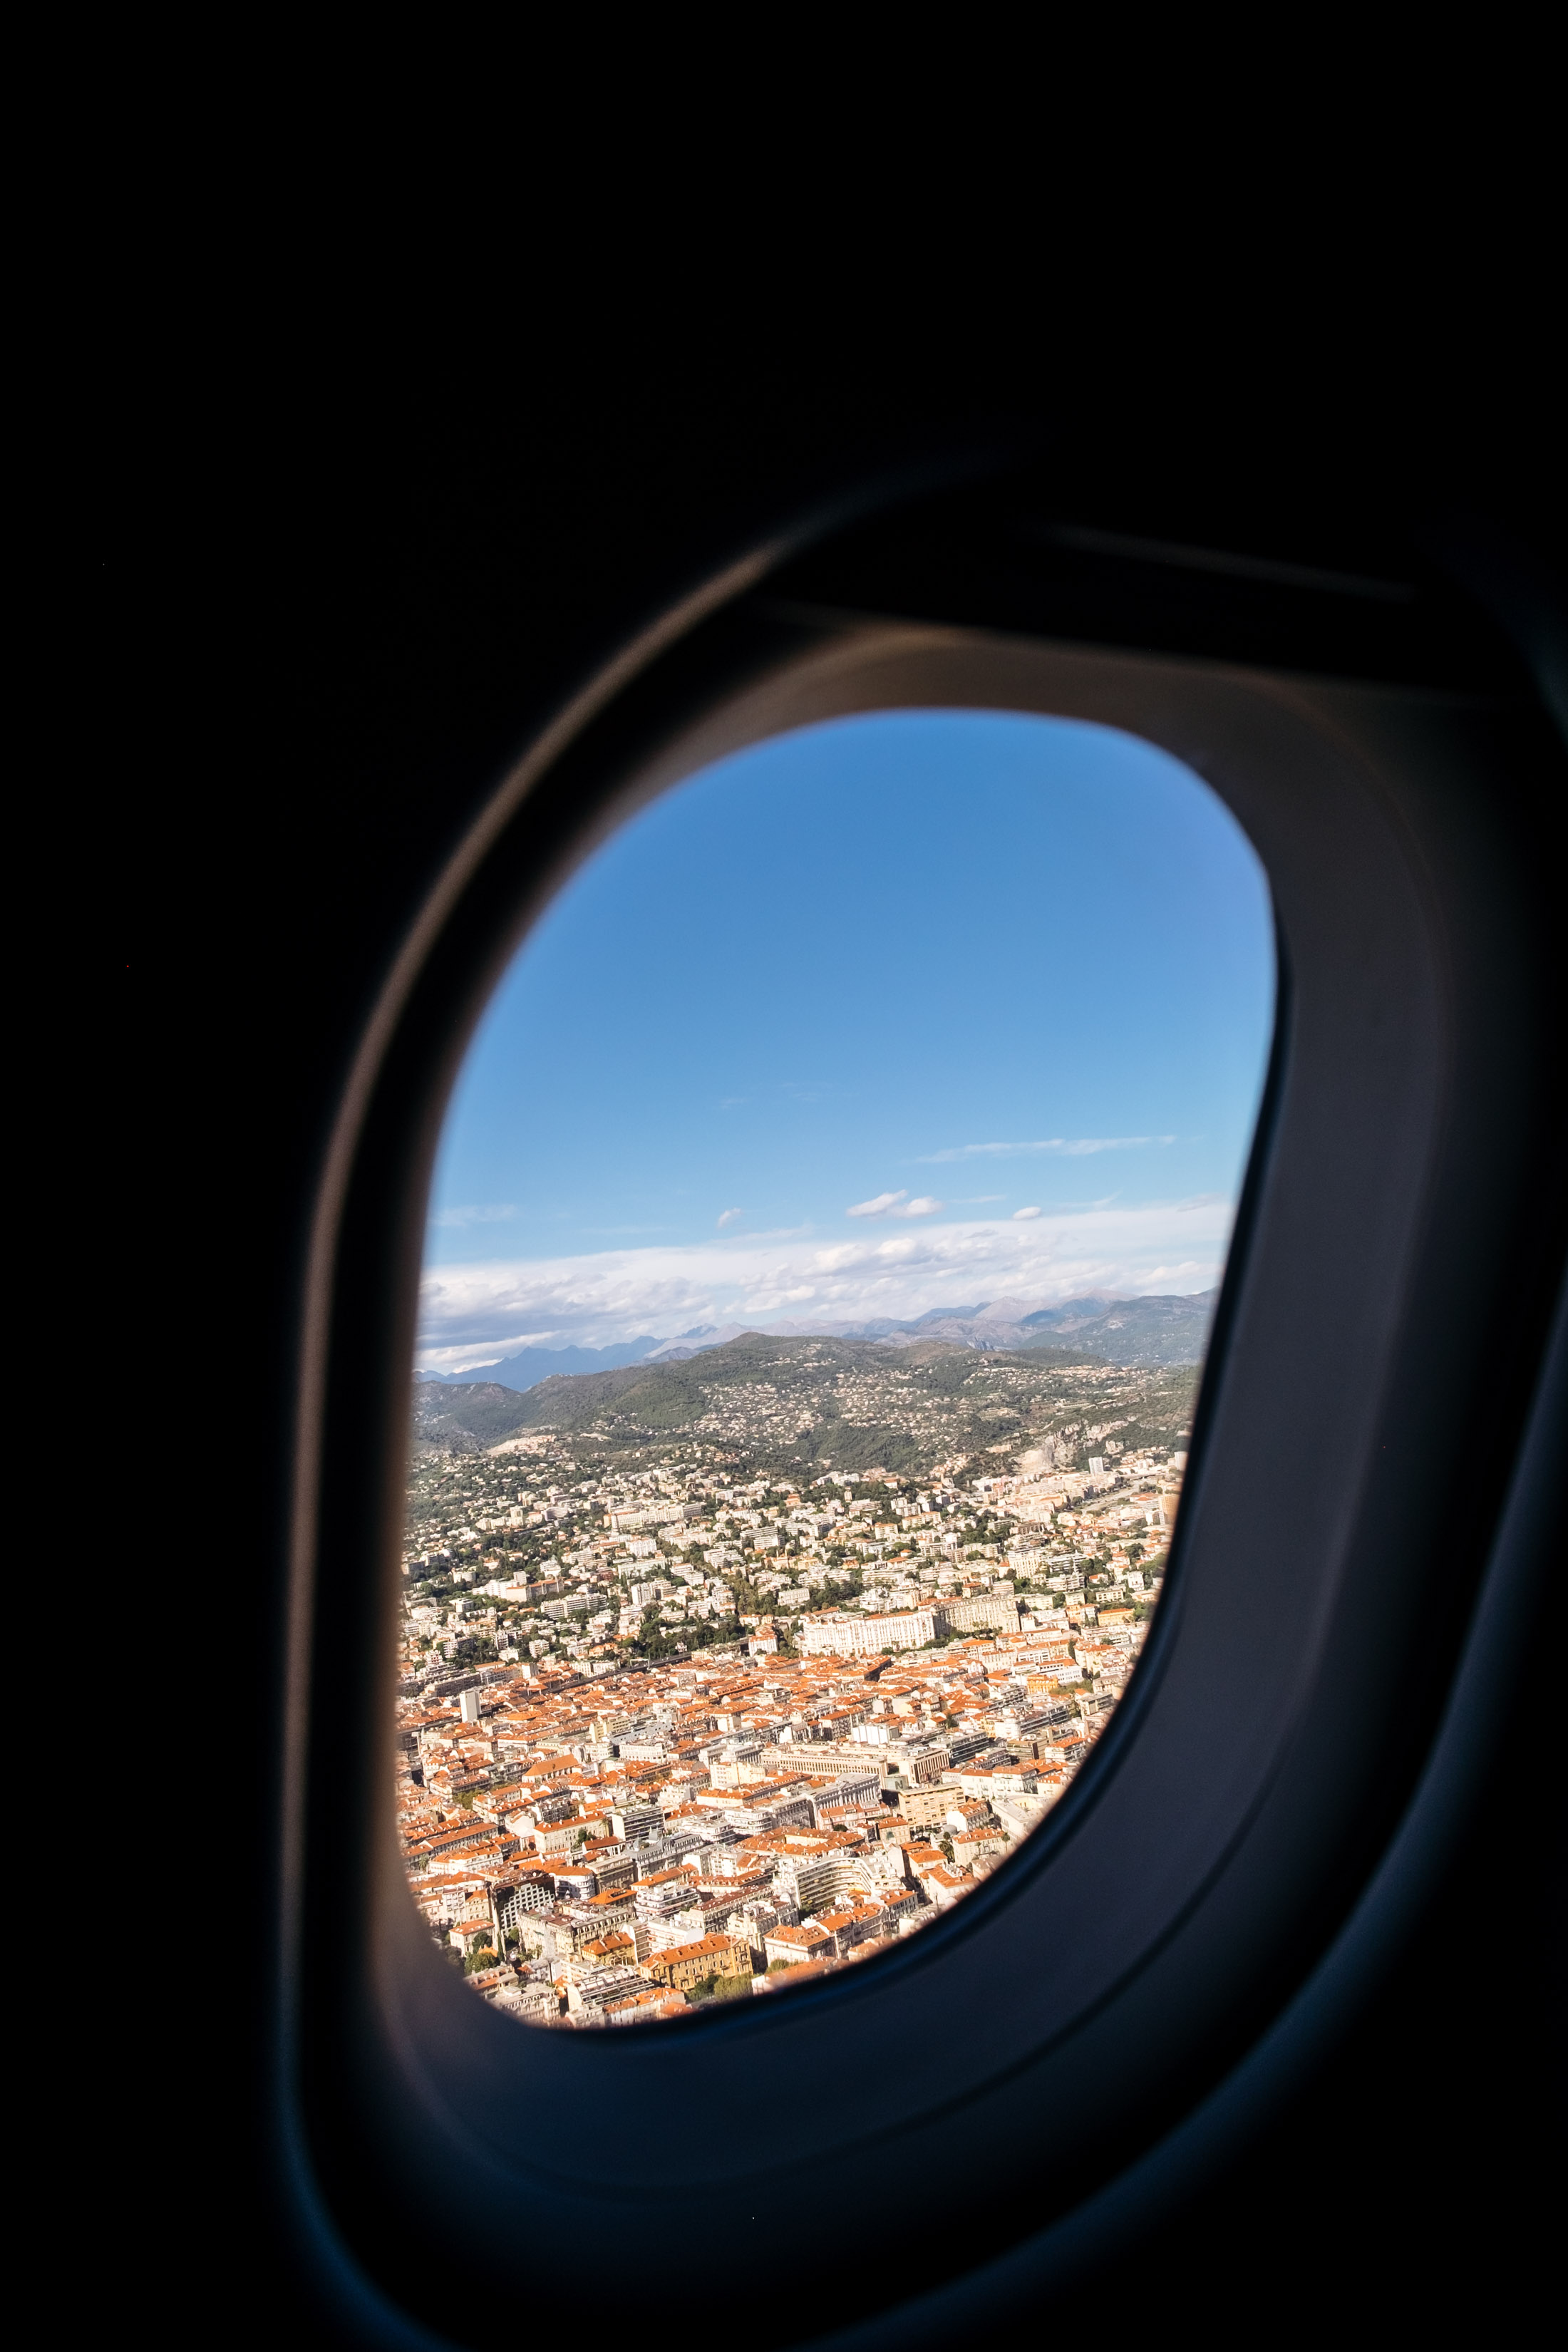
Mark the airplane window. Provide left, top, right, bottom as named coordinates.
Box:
left=395, top=708, right=1274, bottom=2025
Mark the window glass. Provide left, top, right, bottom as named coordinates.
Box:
left=397, top=711, right=1274, bottom=2024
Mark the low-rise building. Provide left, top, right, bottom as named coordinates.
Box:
left=763, top=1920, right=834, bottom=1969
left=644, top=1932, right=751, bottom=1992
left=564, top=1964, right=651, bottom=2018
left=603, top=1984, right=688, bottom=2025
left=813, top=1902, right=889, bottom=1958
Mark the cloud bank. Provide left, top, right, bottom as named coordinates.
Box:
left=416, top=1199, right=1235, bottom=1373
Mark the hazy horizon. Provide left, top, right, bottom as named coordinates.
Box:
left=418, top=1282, right=1222, bottom=1385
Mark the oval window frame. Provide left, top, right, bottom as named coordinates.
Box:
left=285, top=594, right=1568, bottom=2346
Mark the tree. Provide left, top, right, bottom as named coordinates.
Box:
left=634, top=1604, right=681, bottom=1661
left=689, top=1971, right=751, bottom=2003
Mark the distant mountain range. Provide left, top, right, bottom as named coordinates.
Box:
left=418, top=1289, right=1219, bottom=1396
left=876, top=1290, right=1220, bottom=1365
left=418, top=1337, right=664, bottom=1388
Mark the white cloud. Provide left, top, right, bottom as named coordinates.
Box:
left=846, top=1191, right=945, bottom=1220
left=1012, top=1205, right=1042, bottom=1219
left=716, top=1207, right=743, bottom=1229
left=919, top=1136, right=1177, bottom=1163
left=416, top=1197, right=1236, bottom=1357
left=847, top=1190, right=907, bottom=1217
left=428, top=1203, right=517, bottom=1229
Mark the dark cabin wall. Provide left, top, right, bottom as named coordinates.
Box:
left=113, top=339, right=1562, bottom=2344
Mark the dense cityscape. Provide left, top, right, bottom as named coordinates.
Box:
left=396, top=1332, right=1193, bottom=2026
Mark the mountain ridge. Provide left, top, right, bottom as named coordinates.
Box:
left=411, top=1288, right=1219, bottom=1458
left=417, top=1289, right=1218, bottom=1393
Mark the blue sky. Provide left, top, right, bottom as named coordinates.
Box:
left=418, top=711, right=1274, bottom=1370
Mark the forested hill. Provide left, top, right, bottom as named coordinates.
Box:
left=411, top=1382, right=541, bottom=1453
left=411, top=1329, right=1198, bottom=1479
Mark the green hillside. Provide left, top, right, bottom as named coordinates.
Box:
left=413, top=1331, right=1200, bottom=1482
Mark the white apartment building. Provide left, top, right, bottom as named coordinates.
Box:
left=800, top=1609, right=937, bottom=1659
